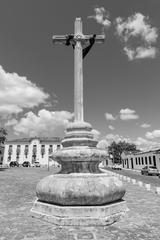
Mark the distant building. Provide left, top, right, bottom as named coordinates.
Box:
left=121, top=149, right=160, bottom=171
left=0, top=145, right=4, bottom=165
left=98, top=150, right=112, bottom=168
left=3, top=137, right=61, bottom=166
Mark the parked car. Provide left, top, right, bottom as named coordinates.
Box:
left=141, top=166, right=159, bottom=176
left=9, top=161, right=19, bottom=167
left=112, top=164, right=122, bottom=170
left=22, top=161, right=31, bottom=167
left=34, top=161, right=40, bottom=167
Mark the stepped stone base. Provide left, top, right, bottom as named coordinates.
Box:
left=31, top=121, right=128, bottom=226
left=31, top=199, right=128, bottom=226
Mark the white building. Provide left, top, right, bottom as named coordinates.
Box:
left=3, top=137, right=61, bottom=166
left=122, top=149, right=160, bottom=171
left=0, top=145, right=4, bottom=165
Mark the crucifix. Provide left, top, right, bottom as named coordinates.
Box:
left=32, top=18, right=127, bottom=226
left=52, top=18, right=105, bottom=122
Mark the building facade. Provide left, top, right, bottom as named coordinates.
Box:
left=0, top=145, right=4, bottom=165
left=3, top=137, right=61, bottom=166
left=122, top=150, right=160, bottom=171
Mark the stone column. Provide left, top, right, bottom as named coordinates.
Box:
left=74, top=18, right=83, bottom=122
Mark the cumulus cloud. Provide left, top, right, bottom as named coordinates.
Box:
left=88, top=7, right=111, bottom=30
left=104, top=134, right=160, bottom=151
left=141, top=123, right=151, bottom=128
left=134, top=137, right=160, bottom=151
left=105, top=134, right=131, bottom=144
left=145, top=130, right=160, bottom=139
left=124, top=46, right=157, bottom=60
left=11, top=109, right=74, bottom=138
left=0, top=65, right=49, bottom=117
left=98, top=132, right=160, bottom=151
left=108, top=125, right=115, bottom=130
left=119, top=108, right=139, bottom=120
left=5, top=119, right=18, bottom=126
left=91, top=129, right=101, bottom=140
left=105, top=113, right=116, bottom=121
left=115, top=13, right=158, bottom=60
left=97, top=139, right=109, bottom=149
left=115, top=13, right=158, bottom=43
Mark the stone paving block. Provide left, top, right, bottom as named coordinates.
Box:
left=123, top=176, right=127, bottom=180
left=127, top=177, right=130, bottom=182
left=131, top=179, right=136, bottom=184
left=76, top=232, right=95, bottom=240
left=138, top=181, right=143, bottom=187
left=145, top=183, right=151, bottom=191
left=0, top=168, right=160, bottom=240
left=155, top=187, right=160, bottom=194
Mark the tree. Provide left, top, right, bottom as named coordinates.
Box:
left=108, top=141, right=138, bottom=164
left=0, top=128, right=7, bottom=145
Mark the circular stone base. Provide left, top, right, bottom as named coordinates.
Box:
left=36, top=173, right=126, bottom=206
left=31, top=198, right=128, bottom=226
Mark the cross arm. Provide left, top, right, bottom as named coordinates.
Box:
left=52, top=35, right=73, bottom=44
left=52, top=34, right=105, bottom=45
left=83, top=34, right=105, bottom=44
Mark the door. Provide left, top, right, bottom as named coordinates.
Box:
left=153, top=156, right=156, bottom=167
left=127, top=159, right=129, bottom=169
left=131, top=158, right=134, bottom=169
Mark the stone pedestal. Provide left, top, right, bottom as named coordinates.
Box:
left=31, top=198, right=126, bottom=226
left=31, top=122, right=128, bottom=226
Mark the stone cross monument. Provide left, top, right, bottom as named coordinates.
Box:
left=31, top=18, right=128, bottom=226
left=52, top=18, right=105, bottom=122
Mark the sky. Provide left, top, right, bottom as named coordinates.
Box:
left=1, top=0, right=160, bottom=150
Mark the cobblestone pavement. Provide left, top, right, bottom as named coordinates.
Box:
left=104, top=166, right=160, bottom=187
left=0, top=168, right=160, bottom=240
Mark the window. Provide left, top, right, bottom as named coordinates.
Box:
left=49, top=145, right=53, bottom=154
left=8, top=145, right=13, bottom=155
left=16, top=155, right=20, bottom=161
left=41, top=145, right=45, bottom=157
left=141, top=157, right=144, bottom=165
left=32, top=145, right=37, bottom=155
left=122, top=159, right=124, bottom=167
left=153, top=155, right=156, bottom=167
left=149, top=156, right=152, bottom=165
left=138, top=157, right=141, bottom=165
left=24, top=145, right=29, bottom=157
left=145, top=157, right=148, bottom=165
left=16, top=145, right=21, bottom=155
left=7, top=155, right=11, bottom=162
left=127, top=158, right=129, bottom=168
left=135, top=157, right=138, bottom=165
left=32, top=145, right=37, bottom=163
left=131, top=158, right=134, bottom=169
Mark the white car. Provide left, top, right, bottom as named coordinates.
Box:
left=112, top=164, right=122, bottom=170
left=141, top=166, right=159, bottom=176
left=31, top=161, right=40, bottom=167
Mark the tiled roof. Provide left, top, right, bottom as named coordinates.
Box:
left=122, top=150, right=141, bottom=156
left=6, top=137, right=61, bottom=143
left=123, top=149, right=160, bottom=156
